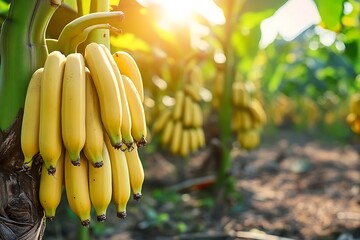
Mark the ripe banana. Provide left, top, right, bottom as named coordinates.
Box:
left=84, top=42, right=122, bottom=149
left=170, top=121, right=182, bottom=154
left=152, top=108, right=171, bottom=134
left=89, top=142, right=112, bottom=222
left=183, top=95, right=193, bottom=127
left=122, top=74, right=147, bottom=147
left=105, top=135, right=131, bottom=218
left=249, top=98, right=267, bottom=126
left=192, top=102, right=203, bottom=128
left=124, top=145, right=144, bottom=200
left=39, top=150, right=64, bottom=220
left=350, top=93, right=360, bottom=115
left=189, top=128, right=199, bottom=152
left=173, top=90, right=185, bottom=120
left=180, top=129, right=190, bottom=157
left=61, top=53, right=86, bottom=165
left=21, top=68, right=43, bottom=169
left=196, top=127, right=206, bottom=148
left=39, top=51, right=66, bottom=175
left=99, top=44, right=134, bottom=149
left=237, top=129, right=260, bottom=150
left=83, top=69, right=104, bottom=168
left=65, top=152, right=91, bottom=226
left=184, top=84, right=201, bottom=102
left=113, top=51, right=144, bottom=102
left=161, top=119, right=174, bottom=145
left=232, top=81, right=251, bottom=107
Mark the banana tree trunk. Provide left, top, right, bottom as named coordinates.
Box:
left=0, top=112, right=45, bottom=240
left=0, top=0, right=62, bottom=239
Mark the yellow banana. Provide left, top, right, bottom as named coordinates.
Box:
left=152, top=108, right=171, bottom=134
left=350, top=93, right=360, bottom=115
left=39, top=150, right=64, bottom=220
left=122, top=74, right=147, bottom=147
left=232, top=81, right=251, bottom=107
left=105, top=135, right=131, bottom=218
left=124, top=145, right=144, bottom=200
left=184, top=84, right=201, bottom=102
left=192, top=102, right=203, bottom=128
left=89, top=142, right=112, bottom=222
left=346, top=112, right=357, bottom=125
left=189, top=128, right=199, bottom=152
left=183, top=95, right=193, bottom=127
left=113, top=51, right=144, bottom=102
left=61, top=53, right=86, bottom=165
left=83, top=69, right=104, bottom=168
left=65, top=152, right=91, bottom=226
left=170, top=121, right=182, bottom=154
left=39, top=51, right=66, bottom=175
left=237, top=129, right=260, bottom=150
left=161, top=119, right=174, bottom=145
left=21, top=68, right=43, bottom=169
left=196, top=127, right=206, bottom=147
left=180, top=129, right=190, bottom=157
left=99, top=44, right=134, bottom=149
left=249, top=98, right=267, bottom=125
left=84, top=42, right=122, bottom=149
left=173, top=90, right=185, bottom=120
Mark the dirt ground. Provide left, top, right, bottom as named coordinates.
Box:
left=44, top=130, right=360, bottom=240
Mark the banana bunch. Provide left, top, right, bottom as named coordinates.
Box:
left=232, top=80, right=267, bottom=150
left=346, top=93, right=360, bottom=134
left=152, top=68, right=206, bottom=157
left=21, top=43, right=146, bottom=226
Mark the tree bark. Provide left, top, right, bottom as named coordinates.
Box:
left=0, top=111, right=45, bottom=240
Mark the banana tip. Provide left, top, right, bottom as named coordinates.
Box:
left=81, top=219, right=91, bottom=227
left=133, top=193, right=142, bottom=201
left=96, top=214, right=106, bottom=222
left=94, top=161, right=104, bottom=168
left=136, top=137, right=147, bottom=148
left=117, top=211, right=127, bottom=219
left=71, top=159, right=81, bottom=167
left=47, top=166, right=56, bottom=176
left=46, top=216, right=55, bottom=222
left=113, top=142, right=122, bottom=150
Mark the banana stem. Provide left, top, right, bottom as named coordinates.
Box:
left=87, top=0, right=110, bottom=48
left=0, top=0, right=42, bottom=131
left=215, top=0, right=240, bottom=193
left=57, top=11, right=124, bottom=54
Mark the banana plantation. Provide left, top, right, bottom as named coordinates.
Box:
left=0, top=0, right=359, bottom=239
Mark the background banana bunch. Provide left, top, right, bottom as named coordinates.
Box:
left=346, top=93, right=360, bottom=134
left=152, top=67, right=206, bottom=157
left=231, top=80, right=267, bottom=150
left=21, top=43, right=146, bottom=226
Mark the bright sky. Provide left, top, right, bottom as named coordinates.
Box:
left=259, top=0, right=321, bottom=48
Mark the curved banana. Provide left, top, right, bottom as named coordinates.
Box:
left=124, top=145, right=144, bottom=200
left=161, top=119, right=174, bottom=145
left=39, top=150, right=64, bottom=220
left=183, top=96, right=193, bottom=127
left=170, top=121, right=182, bottom=154
left=84, top=42, right=122, bottom=149
left=105, top=135, right=131, bottom=218
left=62, top=53, right=86, bottom=165
left=173, top=90, right=185, bottom=120
left=113, top=51, right=144, bottom=102
left=180, top=129, right=190, bottom=157
left=152, top=108, right=171, bottom=134
left=89, top=142, right=112, bottom=222
left=83, top=69, right=104, bottom=167
left=65, top=152, right=91, bottom=227
left=99, top=44, right=134, bottom=149
left=184, top=84, right=201, bottom=102
left=196, top=127, right=206, bottom=148
left=249, top=98, right=267, bottom=125
left=21, top=68, right=43, bottom=169
left=192, top=102, right=203, bottom=128
left=57, top=12, right=124, bottom=54
left=39, top=51, right=66, bottom=175
left=189, top=128, right=199, bottom=152
left=122, top=74, right=147, bottom=147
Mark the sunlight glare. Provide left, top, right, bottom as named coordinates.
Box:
left=146, top=0, right=225, bottom=25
